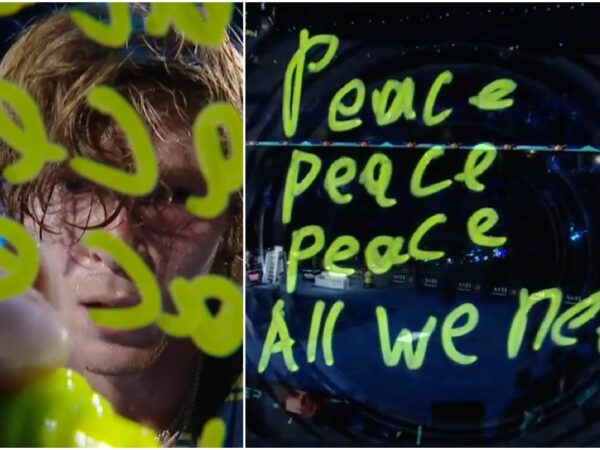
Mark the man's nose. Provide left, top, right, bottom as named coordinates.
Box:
left=87, top=207, right=140, bottom=274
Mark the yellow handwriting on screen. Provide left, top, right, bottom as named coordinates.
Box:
left=371, top=78, right=417, bottom=126
left=508, top=288, right=600, bottom=358
left=69, top=86, right=158, bottom=196
left=283, top=30, right=339, bottom=138
left=441, top=303, right=479, bottom=365
left=72, top=3, right=233, bottom=49
left=0, top=79, right=67, bottom=184
left=159, top=275, right=242, bottom=357
left=82, top=231, right=243, bottom=357
left=423, top=70, right=453, bottom=126
left=468, top=78, right=517, bottom=110
left=70, top=3, right=131, bottom=48
left=186, top=102, right=243, bottom=219
left=197, top=417, right=226, bottom=447
left=145, top=3, right=233, bottom=48
left=0, top=218, right=39, bottom=301
left=282, top=150, right=322, bottom=224
left=82, top=230, right=162, bottom=329
left=258, top=299, right=299, bottom=373
left=328, top=78, right=365, bottom=132
left=376, top=306, right=437, bottom=369
left=0, top=2, right=32, bottom=16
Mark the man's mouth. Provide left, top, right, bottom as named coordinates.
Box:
left=80, top=296, right=141, bottom=309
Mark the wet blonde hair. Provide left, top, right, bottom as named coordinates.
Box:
left=0, top=4, right=243, bottom=282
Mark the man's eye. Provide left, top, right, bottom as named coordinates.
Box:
left=171, top=187, right=194, bottom=204
left=63, top=179, right=91, bottom=194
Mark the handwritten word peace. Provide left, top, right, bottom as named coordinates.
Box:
left=283, top=144, right=506, bottom=293
left=282, top=30, right=517, bottom=138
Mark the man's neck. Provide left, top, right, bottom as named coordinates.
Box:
left=80, top=341, right=200, bottom=433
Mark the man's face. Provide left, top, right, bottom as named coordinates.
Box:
left=25, top=124, right=227, bottom=376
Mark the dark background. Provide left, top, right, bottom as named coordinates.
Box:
left=246, top=3, right=600, bottom=447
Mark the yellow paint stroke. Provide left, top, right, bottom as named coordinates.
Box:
left=423, top=70, right=453, bottom=126
left=186, top=102, right=242, bottom=219
left=469, top=78, right=517, bottom=110
left=322, top=300, right=344, bottom=366
left=454, top=142, right=497, bottom=192
left=371, top=78, right=417, bottom=126
left=145, top=3, right=233, bottom=48
left=70, top=3, right=131, bottom=48
left=467, top=207, right=507, bottom=247
left=408, top=213, right=447, bottom=261
left=358, top=153, right=396, bottom=208
left=283, top=30, right=339, bottom=138
left=197, top=417, right=226, bottom=447
left=0, top=217, right=39, bottom=301
left=441, top=303, right=479, bottom=365
left=159, top=275, right=242, bottom=357
left=287, top=225, right=324, bottom=293
left=258, top=299, right=299, bottom=373
left=376, top=306, right=437, bottom=369
left=507, top=288, right=562, bottom=358
left=324, top=156, right=356, bottom=204
left=69, top=86, right=158, bottom=196
left=410, top=146, right=452, bottom=198
left=282, top=150, right=322, bottom=224
left=324, top=235, right=359, bottom=276
left=328, top=78, right=365, bottom=132
left=0, top=79, right=67, bottom=184
left=82, top=230, right=161, bottom=329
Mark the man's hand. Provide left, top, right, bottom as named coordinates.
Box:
left=0, top=288, right=71, bottom=391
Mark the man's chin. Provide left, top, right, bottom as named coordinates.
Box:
left=71, top=336, right=169, bottom=376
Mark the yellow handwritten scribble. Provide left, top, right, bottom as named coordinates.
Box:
left=72, top=3, right=233, bottom=49
left=371, top=78, right=417, bottom=126
left=70, top=86, right=158, bottom=196
left=408, top=213, right=447, bottom=261
left=423, top=70, right=453, bottom=126
left=197, top=417, right=226, bottom=447
left=258, top=299, right=299, bottom=373
left=159, top=275, right=242, bottom=357
left=507, top=288, right=562, bottom=358
left=454, top=142, right=497, bottom=192
left=322, top=300, right=344, bottom=366
left=282, top=150, right=322, bottom=224
left=441, top=302, right=479, bottom=365
left=365, top=235, right=408, bottom=275
left=324, top=235, right=359, bottom=276
left=145, top=3, right=233, bottom=48
left=328, top=78, right=365, bottom=132
left=0, top=79, right=68, bottom=184
left=82, top=230, right=162, bottom=329
left=0, top=217, right=39, bottom=301
left=306, top=301, right=325, bottom=363
left=186, top=102, right=243, bottom=219
left=324, top=156, right=356, bottom=204
left=358, top=153, right=397, bottom=208
left=551, top=291, right=600, bottom=346
left=376, top=306, right=437, bottom=369
left=283, top=30, right=339, bottom=138
left=468, top=78, right=517, bottom=110
left=70, top=3, right=131, bottom=49
left=410, top=146, right=452, bottom=198
left=467, top=207, right=507, bottom=247
left=82, top=230, right=242, bottom=356
left=0, top=2, right=32, bottom=16
left=286, top=225, right=324, bottom=293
